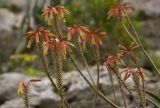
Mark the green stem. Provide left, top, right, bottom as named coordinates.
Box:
left=68, top=53, right=119, bottom=108
left=107, top=66, right=117, bottom=104
left=114, top=65, right=128, bottom=108
left=111, top=67, right=140, bottom=108
left=93, top=46, right=100, bottom=108
left=77, top=41, right=95, bottom=86
left=119, top=0, right=160, bottom=75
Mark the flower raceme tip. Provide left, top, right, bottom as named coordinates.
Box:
left=85, top=29, right=106, bottom=47
left=43, top=37, right=74, bottom=58
left=42, top=4, right=70, bottom=25
left=27, top=28, right=52, bottom=48
left=18, top=79, right=41, bottom=97
left=107, top=2, right=132, bottom=19
left=67, top=25, right=89, bottom=42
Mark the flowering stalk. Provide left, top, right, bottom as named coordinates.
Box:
left=18, top=79, right=41, bottom=108
left=118, top=43, right=146, bottom=107
left=37, top=43, right=58, bottom=91
left=114, top=65, right=128, bottom=108
left=67, top=25, right=95, bottom=86
left=117, top=0, right=160, bottom=75
left=106, top=66, right=117, bottom=104
left=54, top=48, right=65, bottom=108
left=68, top=53, right=119, bottom=108
left=93, top=46, right=100, bottom=108
left=77, top=40, right=95, bottom=86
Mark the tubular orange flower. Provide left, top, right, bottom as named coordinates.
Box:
left=107, top=2, right=131, bottom=19
left=85, top=29, right=106, bottom=47
left=18, top=80, right=25, bottom=96
left=42, top=4, right=69, bottom=24
left=27, top=28, right=52, bottom=48
left=118, top=42, right=139, bottom=57
left=67, top=25, right=89, bottom=42
left=56, top=5, right=70, bottom=20
left=42, top=5, right=57, bottom=25
left=43, top=37, right=73, bottom=58
left=18, top=79, right=41, bottom=97
left=123, top=67, right=146, bottom=81
left=104, top=54, right=122, bottom=69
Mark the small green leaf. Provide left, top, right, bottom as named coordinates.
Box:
left=146, top=90, right=160, bottom=107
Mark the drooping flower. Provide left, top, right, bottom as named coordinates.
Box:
left=123, top=67, right=146, bottom=81
left=18, top=80, right=25, bottom=96
left=56, top=5, right=70, bottom=20
left=43, top=37, right=74, bottom=58
left=107, top=2, right=131, bottom=19
left=104, top=54, right=122, bottom=69
left=42, top=5, right=57, bottom=25
left=42, top=4, right=69, bottom=24
left=67, top=25, right=89, bottom=42
left=118, top=42, right=139, bottom=57
left=18, top=79, right=41, bottom=97
left=85, top=29, right=106, bottom=47
left=27, top=28, right=52, bottom=48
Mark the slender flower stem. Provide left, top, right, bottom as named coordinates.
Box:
left=93, top=46, right=100, bottom=108
left=106, top=66, right=117, bottom=104
left=114, top=65, right=128, bottom=108
left=51, top=0, right=54, bottom=5
left=118, top=0, right=160, bottom=75
left=77, top=41, right=95, bottom=86
left=68, top=53, right=119, bottom=108
left=37, top=43, right=57, bottom=90
left=130, top=52, right=146, bottom=108
left=36, top=43, right=71, bottom=108
left=142, top=77, right=146, bottom=108
left=111, top=67, right=140, bottom=108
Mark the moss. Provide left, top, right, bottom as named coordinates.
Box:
left=23, top=67, right=45, bottom=77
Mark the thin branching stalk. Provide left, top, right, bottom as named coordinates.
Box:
left=111, top=67, right=140, bottom=108
left=114, top=65, right=128, bottom=108
left=130, top=53, right=146, bottom=108
left=37, top=43, right=57, bottom=90
left=93, top=46, right=100, bottom=108
left=51, top=9, right=71, bottom=108
left=119, top=0, right=160, bottom=75
left=142, top=77, right=146, bottom=108
left=133, top=75, right=144, bottom=107
left=36, top=43, right=71, bottom=108
left=68, top=53, right=119, bottom=108
left=106, top=66, right=117, bottom=104
left=77, top=41, right=95, bottom=86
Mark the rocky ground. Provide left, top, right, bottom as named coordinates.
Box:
left=0, top=67, right=159, bottom=108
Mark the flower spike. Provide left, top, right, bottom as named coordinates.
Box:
left=85, top=29, right=106, bottom=47
left=108, top=2, right=131, bottom=19
left=27, top=28, right=52, bottom=48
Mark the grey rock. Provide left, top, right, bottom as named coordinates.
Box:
left=0, top=8, right=24, bottom=31
left=0, top=73, right=59, bottom=108
left=125, top=0, right=160, bottom=50
left=0, top=68, right=158, bottom=108
left=125, top=0, right=160, bottom=18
